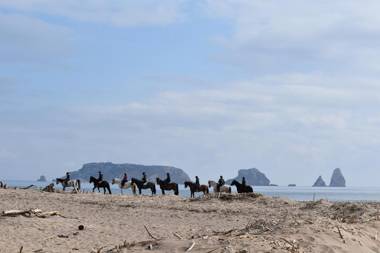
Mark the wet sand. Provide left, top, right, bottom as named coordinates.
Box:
left=1, top=189, right=380, bottom=252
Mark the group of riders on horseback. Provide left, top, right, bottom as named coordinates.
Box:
left=58, top=171, right=252, bottom=196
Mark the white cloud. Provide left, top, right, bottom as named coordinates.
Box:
left=0, top=0, right=186, bottom=27
left=204, top=0, right=380, bottom=74
left=0, top=13, right=71, bottom=63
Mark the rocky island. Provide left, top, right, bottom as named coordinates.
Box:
left=329, top=168, right=346, bottom=187
left=312, top=176, right=327, bottom=187
left=226, top=168, right=271, bottom=186
left=68, top=162, right=191, bottom=183
left=37, top=175, right=47, bottom=182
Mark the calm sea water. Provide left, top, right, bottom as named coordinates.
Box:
left=3, top=180, right=380, bottom=202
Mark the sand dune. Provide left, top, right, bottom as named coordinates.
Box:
left=1, top=189, right=380, bottom=252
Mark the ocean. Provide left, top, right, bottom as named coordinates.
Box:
left=3, top=180, right=380, bottom=202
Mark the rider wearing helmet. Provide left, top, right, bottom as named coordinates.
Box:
left=121, top=173, right=128, bottom=187
left=217, top=175, right=225, bottom=192
left=163, top=172, right=171, bottom=184
left=242, top=177, right=246, bottom=187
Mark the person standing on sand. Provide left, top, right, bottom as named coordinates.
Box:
left=242, top=177, right=246, bottom=187
left=195, top=176, right=200, bottom=190
left=121, top=173, right=128, bottom=187
left=163, top=172, right=171, bottom=184
left=217, top=175, right=225, bottom=192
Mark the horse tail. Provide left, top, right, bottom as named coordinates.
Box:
left=77, top=179, right=81, bottom=191
left=206, top=187, right=209, bottom=194
left=108, top=185, right=112, bottom=195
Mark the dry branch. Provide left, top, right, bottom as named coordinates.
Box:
left=144, top=225, right=159, bottom=240
left=186, top=241, right=196, bottom=252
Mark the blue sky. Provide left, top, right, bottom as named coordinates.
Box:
left=1, top=0, right=380, bottom=186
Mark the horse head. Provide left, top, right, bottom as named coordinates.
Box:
left=55, top=178, right=60, bottom=185
left=156, top=177, right=160, bottom=184
left=230, top=180, right=238, bottom=186
left=89, top=176, right=95, bottom=183
left=111, top=178, right=117, bottom=184
left=208, top=180, right=212, bottom=187
left=184, top=181, right=190, bottom=188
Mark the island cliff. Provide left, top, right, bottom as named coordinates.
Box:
left=226, top=168, right=270, bottom=186
left=68, top=162, right=191, bottom=183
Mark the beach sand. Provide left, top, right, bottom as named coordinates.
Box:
left=1, top=189, right=380, bottom=252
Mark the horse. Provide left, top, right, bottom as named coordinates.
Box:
left=56, top=178, right=81, bottom=192
left=89, top=176, right=112, bottom=194
left=112, top=178, right=137, bottom=195
left=184, top=181, right=209, bottom=198
left=230, top=180, right=253, bottom=193
left=208, top=180, right=231, bottom=193
left=156, top=178, right=179, bottom=195
left=131, top=178, right=156, bottom=195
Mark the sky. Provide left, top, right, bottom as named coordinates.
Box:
left=1, top=0, right=380, bottom=186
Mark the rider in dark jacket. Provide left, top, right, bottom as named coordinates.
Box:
left=121, top=173, right=128, bottom=187
left=142, top=172, right=147, bottom=184
left=217, top=176, right=225, bottom=192
left=195, top=176, right=200, bottom=190
left=242, top=177, right=246, bottom=187
left=163, top=172, right=171, bottom=184
left=65, top=172, right=70, bottom=183
left=98, top=171, right=103, bottom=182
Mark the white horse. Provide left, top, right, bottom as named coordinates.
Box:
left=208, top=180, right=231, bottom=193
left=112, top=178, right=137, bottom=195
left=56, top=178, right=81, bottom=193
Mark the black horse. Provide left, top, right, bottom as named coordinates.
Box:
left=131, top=178, right=156, bottom=195
left=89, top=176, right=112, bottom=194
left=184, top=181, right=209, bottom=198
left=156, top=178, right=179, bottom=195
left=230, top=180, right=253, bottom=193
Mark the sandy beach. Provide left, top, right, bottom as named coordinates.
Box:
left=1, top=189, right=380, bottom=253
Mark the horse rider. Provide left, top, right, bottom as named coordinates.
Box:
left=142, top=172, right=147, bottom=185
left=195, top=176, right=200, bottom=190
left=98, top=171, right=103, bottom=183
left=121, top=173, right=128, bottom=187
left=217, top=175, right=225, bottom=192
left=65, top=172, right=70, bottom=184
left=242, top=176, right=246, bottom=187
left=163, top=172, right=171, bottom=184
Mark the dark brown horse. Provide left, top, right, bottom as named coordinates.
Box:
left=156, top=178, right=179, bottom=195
left=131, top=178, right=156, bottom=195
left=230, top=180, right=253, bottom=193
left=89, top=176, right=112, bottom=194
left=184, top=181, right=209, bottom=198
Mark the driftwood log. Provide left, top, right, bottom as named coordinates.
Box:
left=1, top=209, right=63, bottom=218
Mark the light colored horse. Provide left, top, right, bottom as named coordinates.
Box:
left=56, top=178, right=81, bottom=193
left=208, top=180, right=231, bottom=193
left=112, top=178, right=137, bottom=195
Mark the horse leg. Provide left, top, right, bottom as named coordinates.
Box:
left=161, top=188, right=165, bottom=195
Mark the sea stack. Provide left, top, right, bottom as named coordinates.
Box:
left=329, top=168, right=346, bottom=187
left=312, top=176, right=327, bottom=187
left=37, top=175, right=47, bottom=182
